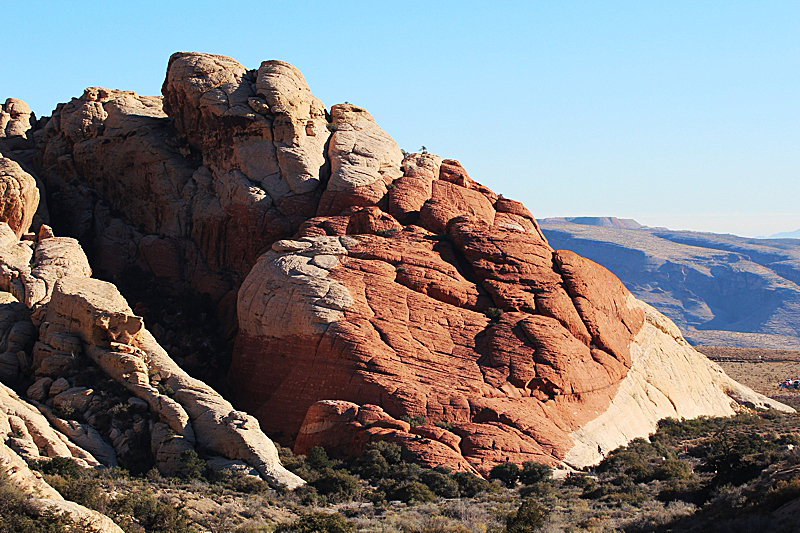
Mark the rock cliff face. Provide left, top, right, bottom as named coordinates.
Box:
left=2, top=52, right=790, bottom=486
left=0, top=103, right=306, bottom=529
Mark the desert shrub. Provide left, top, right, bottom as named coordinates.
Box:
left=52, top=406, right=80, bottom=421
left=306, top=446, right=334, bottom=471
left=351, top=448, right=389, bottom=481
left=45, top=475, right=106, bottom=510
left=452, top=471, right=495, bottom=497
left=388, top=461, right=424, bottom=482
left=311, top=468, right=361, bottom=501
left=658, top=478, right=706, bottom=504
left=179, top=450, right=207, bottom=480
left=519, top=481, right=555, bottom=499
left=562, top=473, right=596, bottom=490
left=293, top=485, right=327, bottom=506
left=420, top=469, right=459, bottom=498
left=759, top=477, right=800, bottom=512
left=490, top=461, right=519, bottom=488
left=108, top=487, right=192, bottom=533
left=211, top=469, right=269, bottom=494
left=777, top=434, right=800, bottom=446
left=435, top=421, right=454, bottom=431
left=653, top=458, right=692, bottom=481
left=518, top=462, right=552, bottom=485
left=274, top=512, right=356, bottom=533
left=0, top=466, right=74, bottom=532
left=385, top=480, right=436, bottom=503
left=504, top=499, right=549, bottom=532
left=701, top=432, right=773, bottom=487
left=30, top=457, right=84, bottom=479
left=368, top=441, right=402, bottom=465
left=485, top=307, right=504, bottom=323
left=399, top=415, right=428, bottom=427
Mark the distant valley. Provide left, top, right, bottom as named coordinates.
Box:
left=540, top=217, right=800, bottom=349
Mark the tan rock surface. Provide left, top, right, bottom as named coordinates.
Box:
left=317, top=104, right=404, bottom=216
left=0, top=156, right=39, bottom=237
left=40, top=276, right=303, bottom=488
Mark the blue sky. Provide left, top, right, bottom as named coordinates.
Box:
left=4, top=1, right=798, bottom=237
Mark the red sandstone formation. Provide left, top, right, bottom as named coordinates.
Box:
left=11, top=52, right=788, bottom=477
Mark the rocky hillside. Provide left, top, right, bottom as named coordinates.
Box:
left=0, top=52, right=792, bottom=529
left=540, top=220, right=800, bottom=349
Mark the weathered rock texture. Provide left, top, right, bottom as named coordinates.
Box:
left=0, top=176, right=302, bottom=489
left=9, top=52, right=791, bottom=478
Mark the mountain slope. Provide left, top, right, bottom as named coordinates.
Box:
left=540, top=220, right=800, bottom=348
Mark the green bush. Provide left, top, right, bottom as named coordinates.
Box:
left=562, top=473, right=596, bottom=490
left=399, top=415, right=427, bottom=427
left=367, top=441, right=402, bottom=465
left=274, top=512, right=356, bottom=533
left=519, top=481, right=555, bottom=499
left=387, top=461, right=424, bottom=482
left=452, top=471, right=495, bottom=497
left=211, top=469, right=269, bottom=494
left=311, top=468, right=361, bottom=501
left=107, top=488, right=192, bottom=533
left=179, top=450, right=207, bottom=480
left=420, top=469, right=459, bottom=498
left=385, top=480, right=436, bottom=503
left=490, top=461, right=519, bottom=488
left=44, top=475, right=105, bottom=510
left=0, top=467, right=74, bottom=532
left=504, top=499, right=549, bottom=532
left=485, top=307, right=504, bottom=323
left=653, top=458, right=692, bottom=481
left=30, top=457, right=84, bottom=479
left=306, top=446, right=333, bottom=471
left=518, top=462, right=552, bottom=485
left=351, top=448, right=389, bottom=481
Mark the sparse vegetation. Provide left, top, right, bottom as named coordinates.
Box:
left=16, top=354, right=800, bottom=532
left=485, top=307, right=504, bottom=323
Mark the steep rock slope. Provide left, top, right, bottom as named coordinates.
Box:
left=8, top=52, right=791, bottom=478
left=540, top=221, right=800, bottom=348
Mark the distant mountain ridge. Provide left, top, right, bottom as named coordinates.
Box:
left=760, top=228, right=800, bottom=240
left=540, top=219, right=800, bottom=349
left=543, top=216, right=643, bottom=229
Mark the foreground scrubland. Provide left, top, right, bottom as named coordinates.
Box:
left=6, top=405, right=800, bottom=533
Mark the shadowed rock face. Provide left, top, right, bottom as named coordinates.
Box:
left=10, top=52, right=791, bottom=477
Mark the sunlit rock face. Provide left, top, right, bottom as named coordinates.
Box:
left=13, top=52, right=790, bottom=478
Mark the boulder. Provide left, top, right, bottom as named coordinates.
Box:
left=0, top=155, right=39, bottom=236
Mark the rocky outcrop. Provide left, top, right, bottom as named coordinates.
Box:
left=0, top=155, right=39, bottom=237
left=232, top=211, right=789, bottom=473
left=0, top=99, right=35, bottom=153
left=8, top=52, right=791, bottom=479
left=0, top=196, right=302, bottom=488
left=295, top=400, right=479, bottom=475
left=33, top=53, right=338, bottom=329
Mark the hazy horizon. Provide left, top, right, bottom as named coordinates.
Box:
left=4, top=1, right=798, bottom=238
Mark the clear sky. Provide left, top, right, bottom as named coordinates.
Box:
left=4, top=1, right=798, bottom=237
